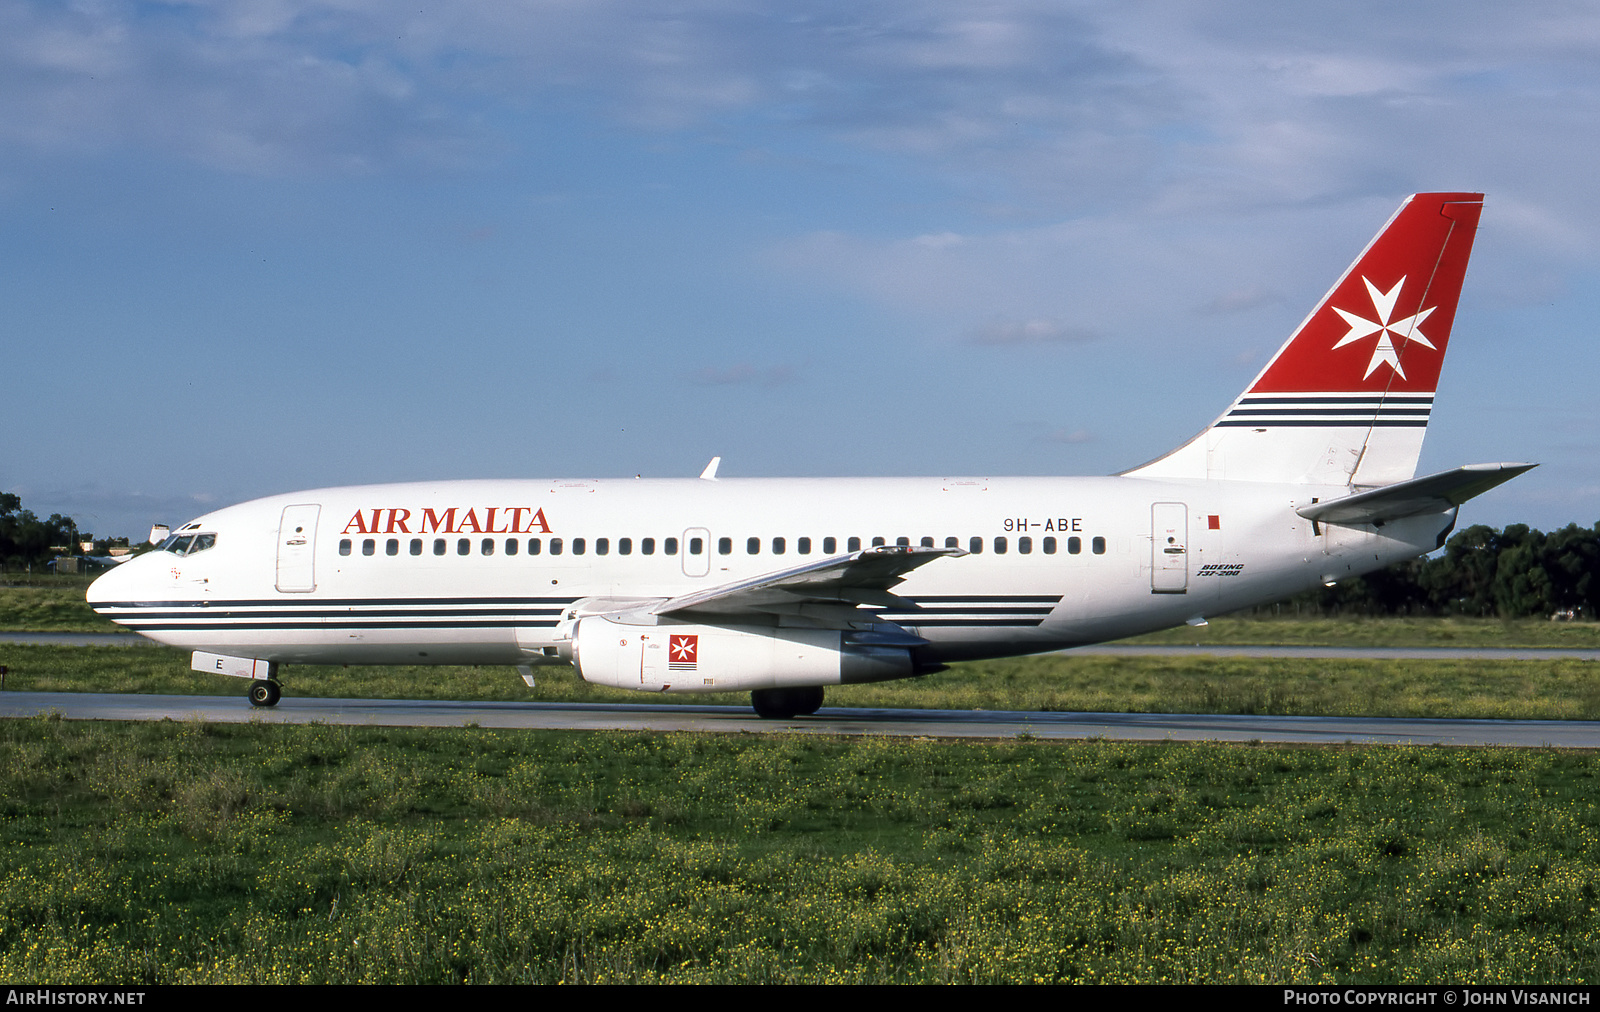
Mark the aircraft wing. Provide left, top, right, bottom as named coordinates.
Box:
left=1297, top=463, right=1537, bottom=526
left=650, top=545, right=964, bottom=621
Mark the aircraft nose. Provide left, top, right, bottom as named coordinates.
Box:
left=86, top=552, right=157, bottom=609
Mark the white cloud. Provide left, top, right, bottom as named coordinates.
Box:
left=967, top=318, right=1094, bottom=346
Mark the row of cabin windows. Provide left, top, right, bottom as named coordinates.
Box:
left=727, top=535, right=1105, bottom=556
left=337, top=534, right=1108, bottom=558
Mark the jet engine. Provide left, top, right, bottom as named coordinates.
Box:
left=570, top=616, right=919, bottom=693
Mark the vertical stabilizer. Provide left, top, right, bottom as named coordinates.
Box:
left=1125, top=193, right=1484, bottom=486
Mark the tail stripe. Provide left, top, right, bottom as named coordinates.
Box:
left=1218, top=392, right=1432, bottom=428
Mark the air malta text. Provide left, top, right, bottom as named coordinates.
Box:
left=341, top=507, right=553, bottom=536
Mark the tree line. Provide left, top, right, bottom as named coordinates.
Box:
left=0, top=492, right=80, bottom=569
left=1285, top=522, right=1600, bottom=619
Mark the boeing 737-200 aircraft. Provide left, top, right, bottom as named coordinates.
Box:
left=88, top=192, right=1532, bottom=717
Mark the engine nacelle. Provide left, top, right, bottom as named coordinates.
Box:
left=571, top=617, right=916, bottom=693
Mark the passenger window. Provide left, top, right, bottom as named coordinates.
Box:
left=945, top=537, right=958, bottom=549
left=434, top=539, right=447, bottom=556
left=798, top=537, right=811, bottom=554
left=550, top=538, right=563, bottom=556
left=339, top=539, right=352, bottom=556
left=994, top=537, right=1008, bottom=555
left=410, top=539, right=422, bottom=556
left=896, top=537, right=910, bottom=546
left=528, top=538, right=541, bottom=555
left=1019, top=537, right=1032, bottom=554
left=969, top=536, right=983, bottom=554
left=363, top=539, right=375, bottom=556
left=772, top=537, right=785, bottom=555
left=847, top=537, right=861, bottom=552
left=481, top=538, right=495, bottom=556
left=506, top=538, right=518, bottom=556
left=872, top=537, right=886, bottom=547
left=386, top=539, right=399, bottom=556
left=596, top=538, right=609, bottom=556
left=619, top=538, right=632, bottom=555
left=686, top=538, right=699, bottom=555
left=823, top=537, right=836, bottom=553
left=642, top=538, right=655, bottom=555
left=718, top=538, right=731, bottom=555
left=1068, top=536, right=1081, bottom=555
left=573, top=538, right=586, bottom=556
left=669, top=537, right=682, bottom=555
left=1043, top=537, right=1056, bottom=555
left=1093, top=536, right=1107, bottom=555
left=457, top=539, right=470, bottom=556
left=921, top=537, right=934, bottom=548
left=747, top=537, right=760, bottom=555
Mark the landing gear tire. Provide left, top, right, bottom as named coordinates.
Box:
left=248, top=679, right=281, bottom=707
left=751, top=686, right=824, bottom=719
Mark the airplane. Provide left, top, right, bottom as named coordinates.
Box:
left=86, top=192, right=1532, bottom=718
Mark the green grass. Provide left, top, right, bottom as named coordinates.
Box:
left=5, top=644, right=1600, bottom=721
left=1124, top=614, right=1600, bottom=648
left=0, top=582, right=120, bottom=633
left=0, top=718, right=1595, bottom=983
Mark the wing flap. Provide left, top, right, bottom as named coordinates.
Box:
left=1297, top=462, right=1536, bottom=526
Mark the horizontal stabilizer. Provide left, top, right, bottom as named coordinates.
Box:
left=654, top=545, right=963, bottom=620
left=1297, top=463, right=1536, bottom=526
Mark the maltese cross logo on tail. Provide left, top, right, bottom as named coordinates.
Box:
left=1331, top=276, right=1437, bottom=380
left=668, top=634, right=698, bottom=670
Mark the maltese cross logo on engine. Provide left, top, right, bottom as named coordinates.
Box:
left=1331, top=275, right=1436, bottom=380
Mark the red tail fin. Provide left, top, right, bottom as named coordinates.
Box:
left=1127, top=193, right=1484, bottom=486
left=1250, top=192, right=1482, bottom=396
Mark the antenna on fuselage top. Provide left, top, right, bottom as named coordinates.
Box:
left=699, top=456, right=721, bottom=481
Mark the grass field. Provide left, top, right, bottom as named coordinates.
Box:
left=5, top=585, right=1599, bottom=983
left=0, top=717, right=1595, bottom=984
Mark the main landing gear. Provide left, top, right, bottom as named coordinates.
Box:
left=248, top=679, right=282, bottom=707
left=750, top=686, right=824, bottom=719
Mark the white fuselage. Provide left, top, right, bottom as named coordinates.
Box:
left=86, top=475, right=1453, bottom=677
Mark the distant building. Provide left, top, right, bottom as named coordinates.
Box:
left=149, top=524, right=170, bottom=546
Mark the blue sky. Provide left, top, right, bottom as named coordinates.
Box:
left=3, top=1, right=1597, bottom=539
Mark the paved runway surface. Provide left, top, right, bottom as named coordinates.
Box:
left=2, top=691, right=1596, bottom=747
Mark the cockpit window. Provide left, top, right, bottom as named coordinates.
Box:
left=162, top=533, right=217, bottom=557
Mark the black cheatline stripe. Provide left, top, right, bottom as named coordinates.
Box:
left=880, top=607, right=1055, bottom=616
left=1215, top=419, right=1428, bottom=428
left=896, top=619, right=1046, bottom=628
left=117, top=620, right=561, bottom=631
left=1238, top=395, right=1433, bottom=404
left=901, top=595, right=1062, bottom=604
left=1227, top=408, right=1431, bottom=417
left=94, top=596, right=580, bottom=610
left=96, top=607, right=564, bottom=620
